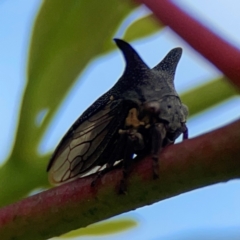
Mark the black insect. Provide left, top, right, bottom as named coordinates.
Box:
left=47, top=39, right=188, bottom=192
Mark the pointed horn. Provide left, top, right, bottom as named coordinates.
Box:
left=114, top=39, right=149, bottom=75
left=153, top=47, right=182, bottom=78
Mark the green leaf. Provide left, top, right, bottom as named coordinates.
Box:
left=59, top=219, right=137, bottom=238
left=1, top=0, right=139, bottom=206
left=180, top=77, right=238, bottom=116
left=123, top=14, right=163, bottom=42
left=11, top=0, right=137, bottom=161
left=0, top=155, right=50, bottom=207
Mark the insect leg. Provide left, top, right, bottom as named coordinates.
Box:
left=151, top=123, right=167, bottom=179
left=182, top=123, right=188, bottom=140
left=119, top=129, right=145, bottom=194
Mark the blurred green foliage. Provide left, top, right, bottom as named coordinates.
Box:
left=58, top=219, right=137, bottom=238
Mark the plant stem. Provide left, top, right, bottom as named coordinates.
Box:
left=137, top=0, right=240, bottom=89
left=0, top=119, right=240, bottom=240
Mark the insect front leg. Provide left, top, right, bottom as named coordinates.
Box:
left=118, top=128, right=145, bottom=194
left=90, top=102, right=142, bottom=190
left=150, top=123, right=167, bottom=179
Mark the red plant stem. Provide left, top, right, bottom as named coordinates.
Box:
left=137, top=0, right=240, bottom=89
left=0, top=119, right=240, bottom=239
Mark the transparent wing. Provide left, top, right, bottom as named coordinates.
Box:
left=47, top=99, right=125, bottom=185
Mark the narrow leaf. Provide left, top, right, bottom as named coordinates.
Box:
left=181, top=77, right=238, bottom=116
left=123, top=14, right=163, bottom=41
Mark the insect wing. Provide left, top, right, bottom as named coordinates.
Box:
left=47, top=99, right=124, bottom=185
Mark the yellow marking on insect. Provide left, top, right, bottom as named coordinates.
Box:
left=125, top=108, right=144, bottom=128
